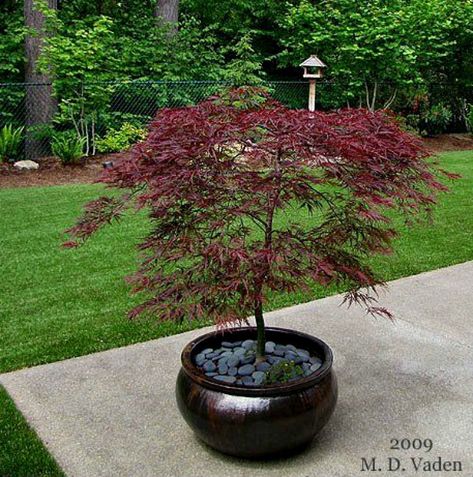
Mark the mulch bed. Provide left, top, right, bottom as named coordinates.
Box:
left=0, top=153, right=126, bottom=189
left=1, top=134, right=472, bottom=189
left=423, top=133, right=473, bottom=154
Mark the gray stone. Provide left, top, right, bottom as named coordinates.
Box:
left=205, top=352, right=219, bottom=359
left=226, top=355, right=240, bottom=368
left=13, top=160, right=39, bottom=171
left=195, top=353, right=206, bottom=366
left=309, top=356, right=322, bottom=365
left=265, top=341, right=276, bottom=353
left=205, top=372, right=218, bottom=377
left=219, top=351, right=233, bottom=358
left=256, top=361, right=271, bottom=372
left=217, top=357, right=228, bottom=367
left=202, top=361, right=216, bottom=373
left=252, top=371, right=266, bottom=385
left=239, top=355, right=255, bottom=365
left=240, top=376, right=254, bottom=386
left=237, top=364, right=255, bottom=376
left=233, top=347, right=246, bottom=356
left=267, top=356, right=283, bottom=365
left=297, top=348, right=310, bottom=358
left=221, top=341, right=237, bottom=348
left=227, top=366, right=237, bottom=376
left=242, top=339, right=255, bottom=350
left=273, top=349, right=285, bottom=357
left=286, top=344, right=297, bottom=352
left=218, top=364, right=228, bottom=375
left=310, top=362, right=322, bottom=372
left=285, top=351, right=298, bottom=361
left=201, top=348, right=213, bottom=356
left=213, top=375, right=236, bottom=384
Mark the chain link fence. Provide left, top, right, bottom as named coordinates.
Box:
left=0, top=80, right=312, bottom=161
left=0, top=79, right=471, bottom=161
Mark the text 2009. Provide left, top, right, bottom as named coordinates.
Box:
left=390, top=438, right=433, bottom=452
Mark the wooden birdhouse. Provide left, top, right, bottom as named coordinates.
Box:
left=300, top=55, right=326, bottom=79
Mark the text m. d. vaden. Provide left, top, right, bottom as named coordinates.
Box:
left=361, top=456, right=463, bottom=472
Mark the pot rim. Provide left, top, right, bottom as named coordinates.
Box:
left=180, top=326, right=334, bottom=397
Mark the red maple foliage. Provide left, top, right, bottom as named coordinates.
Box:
left=65, top=88, right=452, bottom=357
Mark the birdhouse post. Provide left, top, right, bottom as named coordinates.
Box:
left=299, top=55, right=327, bottom=112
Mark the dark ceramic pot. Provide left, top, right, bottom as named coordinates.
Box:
left=175, top=327, right=337, bottom=458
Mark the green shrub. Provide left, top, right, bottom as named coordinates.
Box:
left=0, top=124, right=24, bottom=162
left=51, top=131, right=86, bottom=165
left=407, top=103, right=453, bottom=137
left=95, top=122, right=147, bottom=154
left=421, top=104, right=453, bottom=136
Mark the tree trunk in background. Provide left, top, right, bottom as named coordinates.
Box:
left=24, top=0, right=57, bottom=160
left=155, top=0, right=180, bottom=33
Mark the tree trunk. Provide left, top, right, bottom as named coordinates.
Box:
left=255, top=299, right=266, bottom=359
left=24, top=0, right=57, bottom=160
left=155, top=0, right=180, bottom=33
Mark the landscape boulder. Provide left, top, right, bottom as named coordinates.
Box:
left=13, top=160, right=39, bottom=171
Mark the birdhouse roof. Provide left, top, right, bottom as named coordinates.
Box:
left=299, top=55, right=326, bottom=68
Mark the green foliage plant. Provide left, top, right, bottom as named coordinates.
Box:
left=419, top=104, right=453, bottom=136
left=222, top=33, right=265, bottom=86
left=96, top=122, right=147, bottom=154
left=51, top=130, right=86, bottom=165
left=407, top=103, right=453, bottom=137
left=0, top=124, right=24, bottom=162
left=36, top=3, right=118, bottom=156
left=265, top=360, right=304, bottom=384
left=0, top=2, right=25, bottom=82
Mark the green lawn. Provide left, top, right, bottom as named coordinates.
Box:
left=0, top=386, right=65, bottom=477
left=1, top=150, right=473, bottom=375
left=0, top=150, right=472, bottom=475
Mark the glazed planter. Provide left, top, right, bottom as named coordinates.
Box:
left=175, top=326, right=337, bottom=458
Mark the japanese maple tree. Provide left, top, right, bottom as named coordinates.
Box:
left=65, top=87, right=452, bottom=358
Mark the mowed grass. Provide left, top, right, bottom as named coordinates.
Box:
left=1, top=150, right=473, bottom=376
left=0, top=386, right=65, bottom=477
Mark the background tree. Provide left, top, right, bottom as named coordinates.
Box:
left=0, top=0, right=472, bottom=141
left=278, top=0, right=473, bottom=119
left=24, top=0, right=57, bottom=159
left=155, top=0, right=180, bottom=32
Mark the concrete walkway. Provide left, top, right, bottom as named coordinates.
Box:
left=1, top=262, right=473, bottom=477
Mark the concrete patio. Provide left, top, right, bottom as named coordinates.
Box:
left=1, top=261, right=472, bottom=477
